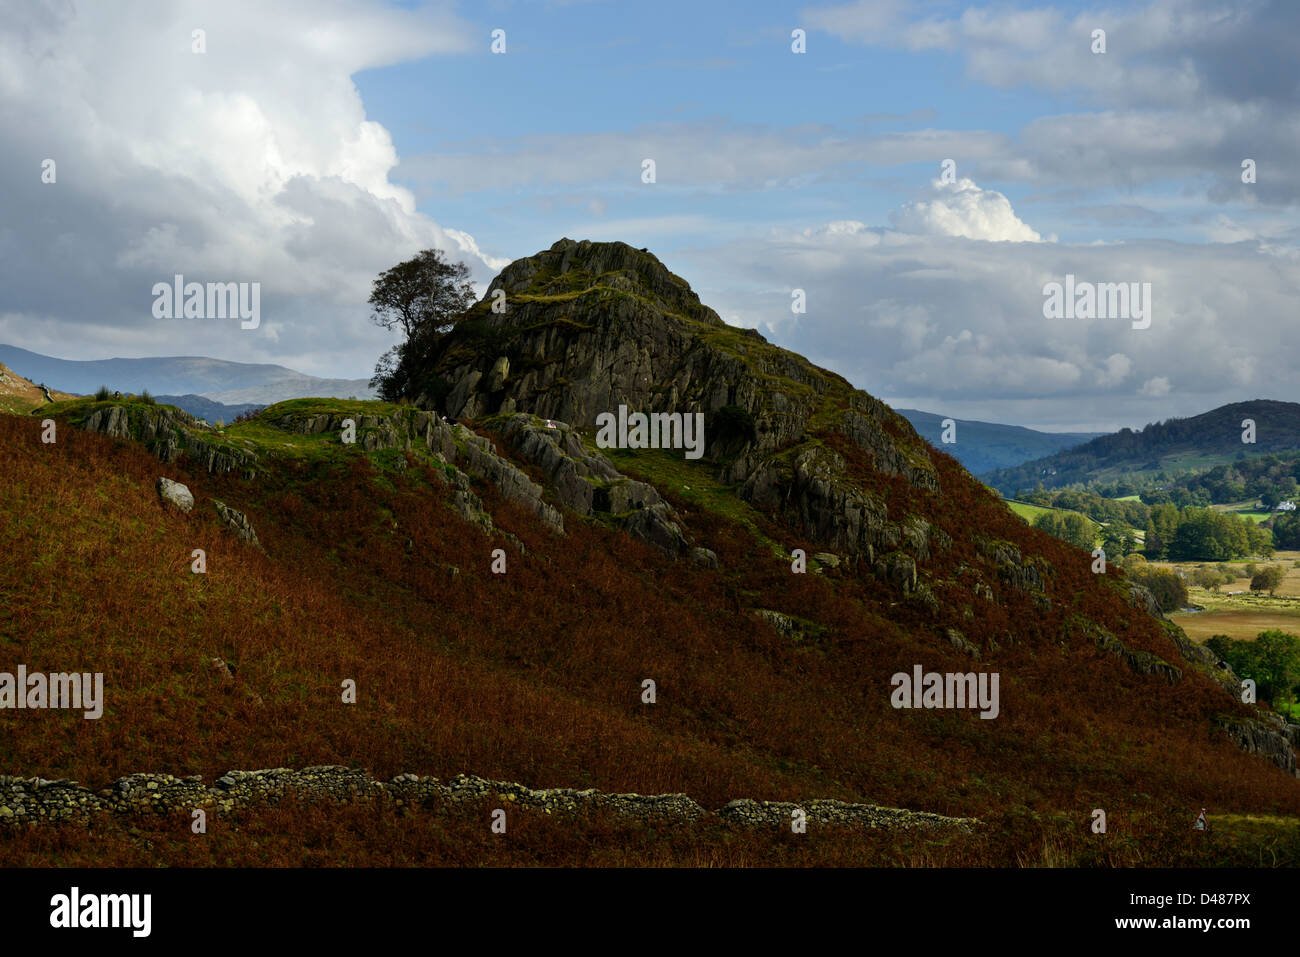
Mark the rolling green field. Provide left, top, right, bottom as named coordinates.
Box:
left=1165, top=550, right=1300, bottom=642
left=1006, top=499, right=1098, bottom=528
left=1005, top=499, right=1103, bottom=547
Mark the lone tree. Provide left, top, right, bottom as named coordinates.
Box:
left=368, top=249, right=477, bottom=401
left=1250, top=564, right=1286, bottom=596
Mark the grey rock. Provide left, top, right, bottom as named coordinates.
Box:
left=689, top=546, right=719, bottom=570
left=1217, top=716, right=1298, bottom=776
left=156, top=477, right=194, bottom=512
left=945, top=627, right=981, bottom=661
left=212, top=500, right=260, bottom=547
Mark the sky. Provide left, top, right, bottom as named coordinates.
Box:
left=2, top=0, right=1297, bottom=431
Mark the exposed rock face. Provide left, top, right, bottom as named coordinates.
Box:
left=731, top=443, right=893, bottom=562
left=752, top=609, right=826, bottom=644
left=689, top=547, right=719, bottom=570
left=1066, top=615, right=1182, bottom=685
left=156, top=477, right=194, bottom=513
left=432, top=241, right=808, bottom=449
left=83, top=404, right=257, bottom=477
left=1216, top=717, right=1298, bottom=777
left=1125, top=583, right=1164, bottom=619
left=0, top=766, right=977, bottom=831
left=1160, top=620, right=1241, bottom=697
left=84, top=405, right=133, bottom=440
left=456, top=425, right=565, bottom=534
left=423, top=239, right=940, bottom=580
left=244, top=406, right=690, bottom=554
left=497, top=414, right=686, bottom=555
left=945, top=628, right=981, bottom=661
left=978, top=537, right=1047, bottom=596
left=213, top=500, right=260, bottom=547
left=429, top=240, right=933, bottom=470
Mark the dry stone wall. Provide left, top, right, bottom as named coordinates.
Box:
left=0, top=766, right=978, bottom=832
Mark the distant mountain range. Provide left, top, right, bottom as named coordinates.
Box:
left=154, top=394, right=266, bottom=423
left=895, top=409, right=1102, bottom=475
left=0, top=345, right=374, bottom=408
left=982, top=399, right=1300, bottom=494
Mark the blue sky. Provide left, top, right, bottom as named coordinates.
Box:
left=360, top=1, right=1112, bottom=256
left=3, top=0, right=1297, bottom=430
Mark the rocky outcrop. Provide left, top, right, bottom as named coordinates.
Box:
left=752, top=609, right=827, bottom=643
left=837, top=405, right=938, bottom=493
left=84, top=405, right=133, bottom=440
left=945, top=627, right=982, bottom=661
left=1125, top=583, right=1164, bottom=619
left=496, top=414, right=687, bottom=555
left=417, top=239, right=945, bottom=581
left=1066, top=615, right=1182, bottom=685
left=432, top=241, right=813, bottom=453
left=0, top=766, right=978, bottom=832
left=82, top=404, right=257, bottom=477
left=456, top=426, right=565, bottom=534
left=274, top=410, right=408, bottom=453
left=1216, top=716, right=1298, bottom=777
left=213, top=500, right=260, bottom=547
left=732, top=445, right=891, bottom=560
left=689, top=547, right=719, bottom=569
left=1161, top=620, right=1241, bottom=696
left=978, top=537, right=1048, bottom=596
left=427, top=240, right=931, bottom=470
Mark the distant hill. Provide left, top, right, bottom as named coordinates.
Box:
left=0, top=345, right=374, bottom=405
left=983, top=399, right=1300, bottom=494
left=895, top=408, right=1101, bottom=474
left=155, top=394, right=265, bottom=423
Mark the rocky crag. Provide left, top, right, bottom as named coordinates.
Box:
left=425, top=239, right=939, bottom=572
left=415, top=239, right=1299, bottom=775
left=51, top=239, right=1300, bottom=781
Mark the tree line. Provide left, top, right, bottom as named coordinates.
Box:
left=1143, top=504, right=1273, bottom=561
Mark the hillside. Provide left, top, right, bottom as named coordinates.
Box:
left=983, top=400, right=1300, bottom=494
left=0, top=361, right=77, bottom=414
left=896, top=408, right=1101, bottom=474
left=0, top=344, right=373, bottom=405
left=2, top=240, right=1298, bottom=866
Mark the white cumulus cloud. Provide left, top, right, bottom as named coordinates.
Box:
left=890, top=178, right=1045, bottom=242
left=0, top=0, right=499, bottom=377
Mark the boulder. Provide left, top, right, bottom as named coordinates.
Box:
left=689, top=547, right=719, bottom=570
left=156, top=477, right=194, bottom=513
